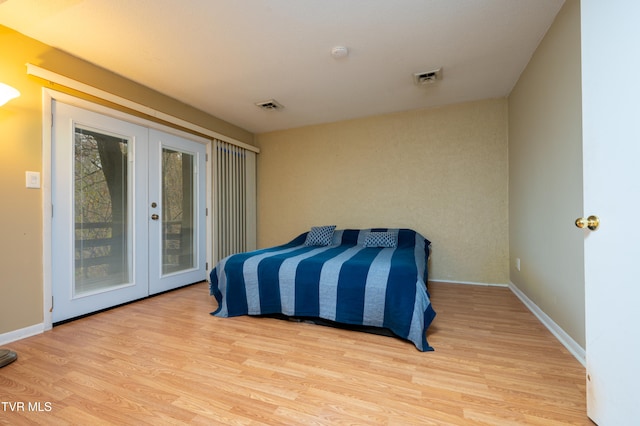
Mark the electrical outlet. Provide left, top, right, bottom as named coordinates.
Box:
left=516, top=258, right=521, bottom=271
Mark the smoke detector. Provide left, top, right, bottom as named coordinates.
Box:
left=413, top=68, right=443, bottom=86
left=330, top=46, right=349, bottom=59
left=255, top=99, right=284, bottom=111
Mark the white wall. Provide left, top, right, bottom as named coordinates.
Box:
left=508, top=0, right=584, bottom=348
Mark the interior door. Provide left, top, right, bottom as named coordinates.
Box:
left=148, top=129, right=206, bottom=294
left=581, top=1, right=640, bottom=423
left=52, top=102, right=149, bottom=322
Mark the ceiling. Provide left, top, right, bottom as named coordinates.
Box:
left=0, top=0, right=565, bottom=134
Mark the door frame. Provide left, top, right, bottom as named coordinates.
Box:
left=41, top=89, right=212, bottom=330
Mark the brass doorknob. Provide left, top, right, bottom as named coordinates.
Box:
left=151, top=214, right=160, bottom=220
left=575, top=215, right=599, bottom=231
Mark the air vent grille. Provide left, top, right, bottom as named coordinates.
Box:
left=255, top=99, right=284, bottom=110
left=413, top=68, right=443, bottom=85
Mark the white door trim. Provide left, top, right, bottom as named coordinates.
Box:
left=41, top=89, right=212, bottom=329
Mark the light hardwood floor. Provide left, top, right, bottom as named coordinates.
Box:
left=0, top=282, right=591, bottom=425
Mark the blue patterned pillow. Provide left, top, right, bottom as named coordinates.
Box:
left=363, top=231, right=397, bottom=248
left=304, top=225, right=336, bottom=246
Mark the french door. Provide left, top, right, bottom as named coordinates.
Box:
left=52, top=101, right=206, bottom=323
left=148, top=129, right=206, bottom=294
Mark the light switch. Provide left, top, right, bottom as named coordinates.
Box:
left=26, top=171, right=41, bottom=189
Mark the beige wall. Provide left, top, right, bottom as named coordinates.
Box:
left=256, top=99, right=509, bottom=284
left=508, top=0, right=584, bottom=347
left=0, top=26, right=254, bottom=336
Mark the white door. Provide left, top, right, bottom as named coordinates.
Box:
left=148, top=129, right=206, bottom=294
left=52, top=102, right=206, bottom=322
left=581, top=1, right=640, bottom=423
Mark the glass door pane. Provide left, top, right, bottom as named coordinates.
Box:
left=74, top=127, right=131, bottom=295
left=162, top=148, right=195, bottom=274
left=148, top=128, right=206, bottom=295
left=53, top=101, right=149, bottom=324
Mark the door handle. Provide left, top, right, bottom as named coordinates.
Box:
left=151, top=214, right=160, bottom=221
left=575, top=215, right=599, bottom=231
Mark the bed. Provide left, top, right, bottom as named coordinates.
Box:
left=209, top=227, right=436, bottom=351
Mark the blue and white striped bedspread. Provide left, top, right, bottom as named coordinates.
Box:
left=209, top=228, right=436, bottom=351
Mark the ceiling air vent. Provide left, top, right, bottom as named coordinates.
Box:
left=413, top=68, right=443, bottom=86
left=255, top=99, right=284, bottom=111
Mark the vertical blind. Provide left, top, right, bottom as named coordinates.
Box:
left=213, top=139, right=256, bottom=263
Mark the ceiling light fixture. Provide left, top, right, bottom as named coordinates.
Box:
left=0, top=82, right=20, bottom=106
left=330, top=46, right=349, bottom=59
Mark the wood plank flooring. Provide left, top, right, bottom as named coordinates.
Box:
left=0, top=282, right=591, bottom=425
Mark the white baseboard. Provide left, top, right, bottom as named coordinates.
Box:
left=0, top=323, right=44, bottom=346
left=430, top=279, right=509, bottom=287
left=508, top=281, right=586, bottom=367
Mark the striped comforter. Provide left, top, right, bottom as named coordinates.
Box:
left=209, top=228, right=436, bottom=351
